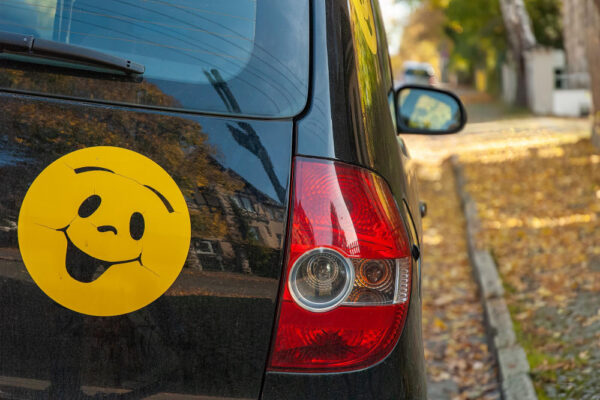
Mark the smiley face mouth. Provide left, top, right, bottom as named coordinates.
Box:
left=59, top=227, right=141, bottom=283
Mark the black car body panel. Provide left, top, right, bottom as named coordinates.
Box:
left=296, top=0, right=421, bottom=233
left=262, top=1, right=426, bottom=398
left=0, top=93, right=292, bottom=399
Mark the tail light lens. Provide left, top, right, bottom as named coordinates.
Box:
left=268, top=157, right=412, bottom=373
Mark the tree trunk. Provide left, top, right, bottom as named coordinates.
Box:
left=562, top=0, right=589, bottom=87
left=587, top=0, right=600, bottom=147
left=499, top=0, right=537, bottom=107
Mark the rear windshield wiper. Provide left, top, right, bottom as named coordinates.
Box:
left=0, top=30, right=144, bottom=75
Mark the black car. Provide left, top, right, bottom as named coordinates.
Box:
left=0, top=0, right=465, bottom=399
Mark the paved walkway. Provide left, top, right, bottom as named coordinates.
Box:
left=405, top=111, right=597, bottom=399
left=418, top=161, right=500, bottom=400
left=403, top=117, right=590, bottom=165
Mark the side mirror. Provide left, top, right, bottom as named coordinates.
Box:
left=395, top=85, right=467, bottom=134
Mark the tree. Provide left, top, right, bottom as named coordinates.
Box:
left=588, top=0, right=600, bottom=147
left=443, top=0, right=506, bottom=88
left=525, top=0, right=562, bottom=49
left=498, top=0, right=537, bottom=107
left=562, top=0, right=600, bottom=146
left=562, top=0, right=588, bottom=87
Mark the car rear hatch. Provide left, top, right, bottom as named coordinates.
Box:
left=0, top=0, right=308, bottom=398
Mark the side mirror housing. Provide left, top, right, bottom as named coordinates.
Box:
left=395, top=85, right=467, bottom=134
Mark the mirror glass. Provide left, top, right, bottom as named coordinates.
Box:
left=397, top=88, right=463, bottom=132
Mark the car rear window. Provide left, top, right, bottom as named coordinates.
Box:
left=0, top=0, right=309, bottom=118
left=405, top=69, right=431, bottom=77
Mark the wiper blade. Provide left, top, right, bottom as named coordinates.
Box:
left=0, top=30, right=144, bottom=75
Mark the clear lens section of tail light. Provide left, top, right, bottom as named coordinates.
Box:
left=289, top=248, right=355, bottom=312
left=269, top=157, right=413, bottom=373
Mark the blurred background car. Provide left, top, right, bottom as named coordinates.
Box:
left=401, top=61, right=436, bottom=86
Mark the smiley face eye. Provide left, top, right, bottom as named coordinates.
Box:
left=130, top=212, right=145, bottom=240
left=78, top=195, right=101, bottom=218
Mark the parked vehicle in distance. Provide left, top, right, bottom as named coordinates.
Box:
left=401, top=61, right=437, bottom=86
left=0, top=0, right=465, bottom=399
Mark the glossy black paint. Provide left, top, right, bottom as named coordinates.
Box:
left=0, top=93, right=292, bottom=399
left=263, top=0, right=427, bottom=398
left=0, top=0, right=433, bottom=398
left=296, top=0, right=420, bottom=226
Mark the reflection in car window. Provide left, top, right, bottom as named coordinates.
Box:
left=0, top=0, right=256, bottom=83
left=348, top=0, right=397, bottom=160
left=405, top=69, right=432, bottom=77
left=0, top=0, right=309, bottom=118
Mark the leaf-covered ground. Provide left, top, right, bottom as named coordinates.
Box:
left=404, top=114, right=599, bottom=399
left=463, top=139, right=600, bottom=399
left=417, top=162, right=500, bottom=400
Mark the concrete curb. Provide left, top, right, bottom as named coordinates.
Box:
left=450, top=156, right=537, bottom=400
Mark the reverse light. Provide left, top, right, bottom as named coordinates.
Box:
left=288, top=248, right=355, bottom=312
left=268, top=157, right=412, bottom=373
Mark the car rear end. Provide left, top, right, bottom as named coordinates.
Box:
left=0, top=0, right=428, bottom=399
left=0, top=0, right=306, bottom=398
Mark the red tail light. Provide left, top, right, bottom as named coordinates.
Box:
left=268, top=157, right=412, bottom=373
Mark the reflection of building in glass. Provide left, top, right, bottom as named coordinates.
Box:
left=186, top=162, right=285, bottom=279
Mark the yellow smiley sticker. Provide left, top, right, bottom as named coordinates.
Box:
left=18, top=146, right=191, bottom=316
left=350, top=0, right=378, bottom=54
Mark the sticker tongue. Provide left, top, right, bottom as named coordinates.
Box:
left=65, top=238, right=113, bottom=283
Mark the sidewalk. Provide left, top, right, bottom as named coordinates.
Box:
left=405, top=112, right=599, bottom=399
left=419, top=162, right=500, bottom=400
